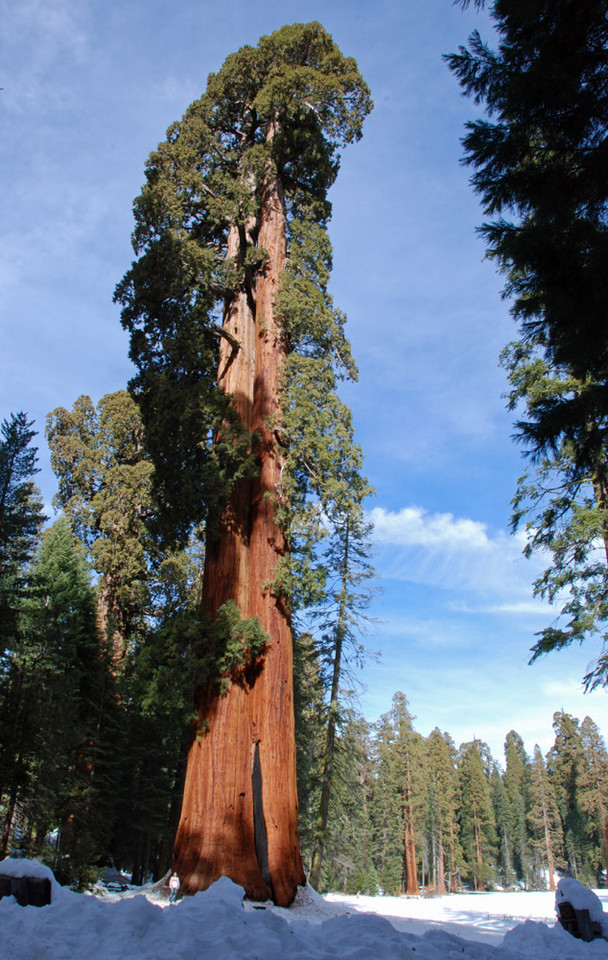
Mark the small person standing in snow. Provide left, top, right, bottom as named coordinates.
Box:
left=169, top=872, right=180, bottom=903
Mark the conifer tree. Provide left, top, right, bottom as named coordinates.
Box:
left=577, top=716, right=608, bottom=881
left=292, top=630, right=326, bottom=858
left=491, top=764, right=517, bottom=887
left=448, top=1, right=608, bottom=682
left=423, top=728, right=462, bottom=894
left=503, top=730, right=532, bottom=886
left=456, top=740, right=498, bottom=890
left=0, top=413, right=46, bottom=855
left=547, top=711, right=594, bottom=882
left=47, top=391, right=206, bottom=882
left=47, top=392, right=156, bottom=664
left=316, top=713, right=376, bottom=894
left=501, top=343, right=608, bottom=687
left=0, top=518, right=116, bottom=879
left=372, top=693, right=423, bottom=894
left=115, top=23, right=372, bottom=904
left=527, top=744, right=564, bottom=891
left=308, top=504, right=375, bottom=890
left=447, top=0, right=608, bottom=460
left=0, top=413, right=46, bottom=658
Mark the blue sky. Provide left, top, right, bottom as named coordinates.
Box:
left=2, top=0, right=607, bottom=763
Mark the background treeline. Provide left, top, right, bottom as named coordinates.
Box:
left=2, top=404, right=607, bottom=896
left=299, top=691, right=608, bottom=896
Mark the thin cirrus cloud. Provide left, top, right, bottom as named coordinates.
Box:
left=368, top=505, right=540, bottom=602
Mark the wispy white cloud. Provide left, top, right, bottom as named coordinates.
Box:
left=368, top=505, right=539, bottom=598
left=450, top=600, right=551, bottom=616
left=370, top=505, right=494, bottom=551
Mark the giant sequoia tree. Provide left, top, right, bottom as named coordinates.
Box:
left=115, top=23, right=371, bottom=905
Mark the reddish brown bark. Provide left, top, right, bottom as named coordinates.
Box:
left=542, top=797, right=556, bottom=891
left=449, top=823, right=459, bottom=893
left=172, top=169, right=304, bottom=905
left=245, top=168, right=304, bottom=906
left=474, top=813, right=484, bottom=892
left=435, top=835, right=447, bottom=895
left=403, top=778, right=419, bottom=895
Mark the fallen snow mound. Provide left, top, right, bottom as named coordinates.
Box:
left=1, top=864, right=608, bottom=960
left=0, top=856, right=69, bottom=901
left=556, top=877, right=608, bottom=938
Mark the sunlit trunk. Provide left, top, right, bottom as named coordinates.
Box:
left=172, top=223, right=270, bottom=900
left=403, top=774, right=419, bottom=894
left=173, top=154, right=304, bottom=905
left=246, top=159, right=304, bottom=906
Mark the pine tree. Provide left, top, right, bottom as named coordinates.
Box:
left=501, top=343, right=608, bottom=687
left=0, top=413, right=46, bottom=855
left=372, top=693, right=424, bottom=894
left=0, top=518, right=117, bottom=881
left=308, top=504, right=376, bottom=890
left=292, top=630, right=326, bottom=859
left=448, top=1, right=608, bottom=681
left=577, top=716, right=608, bottom=881
left=527, top=745, right=564, bottom=891
left=456, top=740, right=498, bottom=890
left=0, top=413, right=46, bottom=658
left=47, top=391, right=206, bottom=882
left=491, top=764, right=517, bottom=887
left=503, top=730, right=533, bottom=886
left=547, top=711, right=594, bottom=882
left=447, top=0, right=608, bottom=460
left=115, top=23, right=372, bottom=905
left=423, top=728, right=462, bottom=894
left=317, top=713, right=376, bottom=894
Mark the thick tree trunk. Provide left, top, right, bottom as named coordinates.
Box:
left=172, top=222, right=268, bottom=899
left=172, top=170, right=304, bottom=906
left=245, top=166, right=304, bottom=906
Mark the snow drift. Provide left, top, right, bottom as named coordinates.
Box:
left=1, top=859, right=608, bottom=960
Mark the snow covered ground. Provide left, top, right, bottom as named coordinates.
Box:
left=1, top=858, right=608, bottom=960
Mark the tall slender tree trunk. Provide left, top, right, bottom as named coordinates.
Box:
left=474, top=812, right=484, bottom=892
left=449, top=823, right=459, bottom=893
left=173, top=161, right=304, bottom=906
left=403, top=774, right=419, bottom=894
left=542, top=798, right=556, bottom=891
left=596, top=793, right=608, bottom=876
left=309, top=523, right=349, bottom=890
left=436, top=833, right=447, bottom=895
left=1, top=780, right=19, bottom=858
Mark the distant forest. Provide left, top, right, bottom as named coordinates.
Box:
left=296, top=690, right=608, bottom=896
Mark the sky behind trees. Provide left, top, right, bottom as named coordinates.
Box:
left=2, top=0, right=607, bottom=759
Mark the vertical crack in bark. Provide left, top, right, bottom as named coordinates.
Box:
left=251, top=741, right=271, bottom=891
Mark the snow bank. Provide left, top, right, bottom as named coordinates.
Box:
left=556, top=878, right=608, bottom=938
left=505, top=919, right=608, bottom=958
left=1, top=864, right=608, bottom=960
left=0, top=856, right=70, bottom=901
